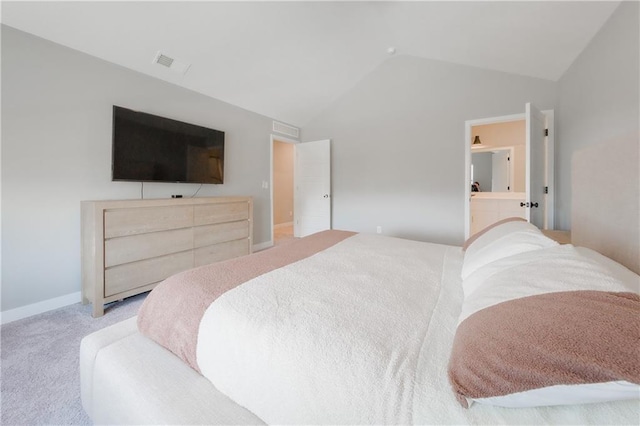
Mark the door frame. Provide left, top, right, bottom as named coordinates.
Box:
left=270, top=134, right=299, bottom=248
left=543, top=110, right=555, bottom=231
left=463, top=110, right=555, bottom=239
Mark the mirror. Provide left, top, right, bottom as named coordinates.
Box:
left=471, top=147, right=513, bottom=192
left=469, top=120, right=526, bottom=194
left=471, top=146, right=526, bottom=193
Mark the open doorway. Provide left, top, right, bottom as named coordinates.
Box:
left=270, top=135, right=332, bottom=247
left=464, top=104, right=555, bottom=239
left=271, top=136, right=296, bottom=246
left=469, top=119, right=526, bottom=236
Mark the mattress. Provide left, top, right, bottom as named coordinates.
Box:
left=80, top=231, right=639, bottom=424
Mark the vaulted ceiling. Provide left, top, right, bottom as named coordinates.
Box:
left=1, top=1, right=620, bottom=126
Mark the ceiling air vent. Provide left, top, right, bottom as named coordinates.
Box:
left=152, top=51, right=191, bottom=75
left=273, top=121, right=300, bottom=139
left=155, top=53, right=174, bottom=68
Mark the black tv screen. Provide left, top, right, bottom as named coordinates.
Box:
left=112, top=106, right=224, bottom=184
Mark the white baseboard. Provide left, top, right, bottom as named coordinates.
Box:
left=1, top=291, right=82, bottom=325
left=253, top=240, right=274, bottom=252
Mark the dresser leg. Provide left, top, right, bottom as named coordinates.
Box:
left=92, top=303, right=104, bottom=318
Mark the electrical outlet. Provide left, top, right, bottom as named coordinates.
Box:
left=376, top=226, right=382, bottom=234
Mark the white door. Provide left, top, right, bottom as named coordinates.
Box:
left=525, top=103, right=547, bottom=228
left=294, top=139, right=331, bottom=237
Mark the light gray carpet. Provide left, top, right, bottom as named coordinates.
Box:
left=1, top=293, right=147, bottom=425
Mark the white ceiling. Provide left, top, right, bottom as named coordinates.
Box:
left=1, top=1, right=620, bottom=127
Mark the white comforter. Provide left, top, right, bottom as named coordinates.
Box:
left=196, top=233, right=639, bottom=424
left=197, top=233, right=453, bottom=424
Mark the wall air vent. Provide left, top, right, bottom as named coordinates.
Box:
left=152, top=51, right=191, bottom=75
left=272, top=121, right=300, bottom=139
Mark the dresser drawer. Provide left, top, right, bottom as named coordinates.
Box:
left=105, top=228, right=194, bottom=268
left=194, top=202, right=249, bottom=226
left=194, top=239, right=250, bottom=267
left=104, top=251, right=193, bottom=297
left=104, top=205, right=193, bottom=238
left=193, top=221, right=249, bottom=248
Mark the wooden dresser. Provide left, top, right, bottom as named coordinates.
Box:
left=81, top=197, right=253, bottom=317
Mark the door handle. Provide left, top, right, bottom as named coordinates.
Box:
left=520, top=202, right=539, bottom=208
left=323, top=194, right=329, bottom=198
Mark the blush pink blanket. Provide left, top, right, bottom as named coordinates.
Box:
left=137, top=230, right=356, bottom=371
left=448, top=290, right=640, bottom=407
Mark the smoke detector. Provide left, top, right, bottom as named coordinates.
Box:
left=152, top=51, right=191, bottom=75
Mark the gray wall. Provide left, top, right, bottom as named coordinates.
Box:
left=555, top=1, right=639, bottom=231
left=1, top=26, right=282, bottom=311
left=302, top=55, right=556, bottom=245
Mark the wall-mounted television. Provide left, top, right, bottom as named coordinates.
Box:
left=112, top=106, right=225, bottom=184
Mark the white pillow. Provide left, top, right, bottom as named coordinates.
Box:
left=461, top=221, right=557, bottom=280
left=469, top=381, right=640, bottom=408
left=459, top=244, right=638, bottom=324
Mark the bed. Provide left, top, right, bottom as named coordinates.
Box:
left=80, top=216, right=639, bottom=424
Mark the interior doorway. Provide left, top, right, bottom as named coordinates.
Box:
left=464, top=104, right=555, bottom=239
left=270, top=135, right=332, bottom=248
left=271, top=136, right=296, bottom=246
